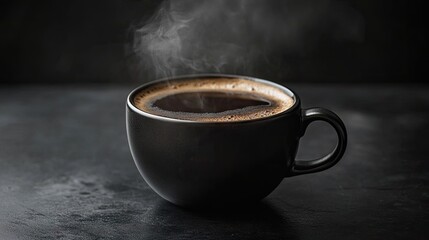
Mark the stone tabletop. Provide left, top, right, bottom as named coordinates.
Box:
left=0, top=84, right=428, bottom=239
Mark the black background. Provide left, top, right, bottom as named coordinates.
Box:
left=1, top=0, right=427, bottom=84
left=1, top=1, right=428, bottom=239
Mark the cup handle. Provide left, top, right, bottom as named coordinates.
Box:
left=290, top=108, right=347, bottom=176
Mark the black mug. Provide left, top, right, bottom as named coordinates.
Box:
left=126, top=74, right=347, bottom=208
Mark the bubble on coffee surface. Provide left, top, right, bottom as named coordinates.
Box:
left=133, top=78, right=294, bottom=122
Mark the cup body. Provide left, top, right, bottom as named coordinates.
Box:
left=126, top=74, right=303, bottom=207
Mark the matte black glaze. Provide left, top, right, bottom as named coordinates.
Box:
left=126, top=75, right=347, bottom=207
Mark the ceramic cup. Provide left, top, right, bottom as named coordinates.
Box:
left=126, top=74, right=347, bottom=208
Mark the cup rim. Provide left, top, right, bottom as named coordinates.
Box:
left=127, top=74, right=300, bottom=124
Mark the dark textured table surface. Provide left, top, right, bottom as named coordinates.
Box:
left=0, top=84, right=428, bottom=239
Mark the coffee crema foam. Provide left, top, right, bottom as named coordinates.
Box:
left=133, top=78, right=294, bottom=122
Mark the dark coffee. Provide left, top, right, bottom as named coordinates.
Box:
left=133, top=77, right=294, bottom=122
left=153, top=91, right=270, bottom=113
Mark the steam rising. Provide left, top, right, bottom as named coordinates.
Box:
left=133, top=0, right=363, bottom=79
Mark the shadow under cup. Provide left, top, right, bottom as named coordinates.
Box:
left=126, top=74, right=347, bottom=208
